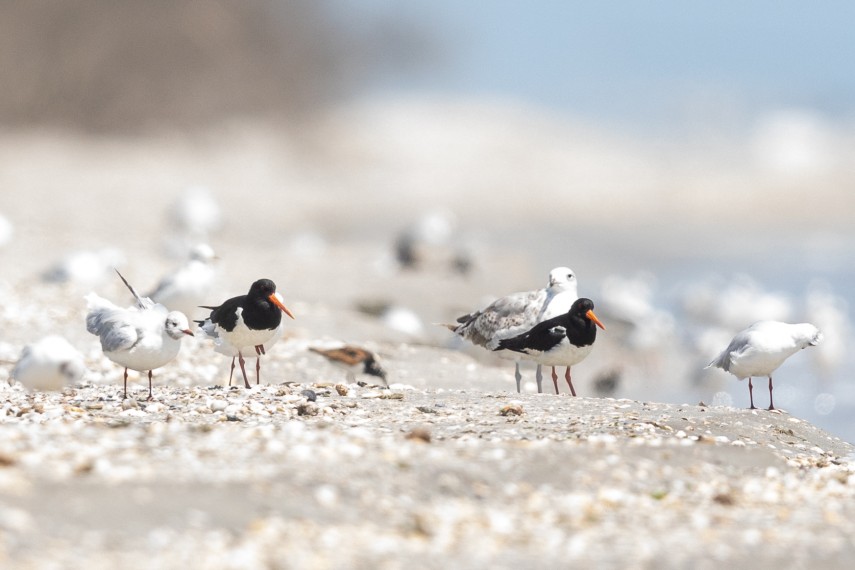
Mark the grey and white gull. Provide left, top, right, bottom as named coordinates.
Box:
left=86, top=271, right=194, bottom=400
left=706, top=320, right=822, bottom=410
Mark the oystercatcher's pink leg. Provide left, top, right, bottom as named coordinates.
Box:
left=564, top=367, right=577, bottom=397
left=237, top=352, right=251, bottom=389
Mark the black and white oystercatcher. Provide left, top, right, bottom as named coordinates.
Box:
left=197, top=279, right=294, bottom=388
left=706, top=321, right=822, bottom=410
left=497, top=298, right=605, bottom=396
left=444, top=267, right=578, bottom=393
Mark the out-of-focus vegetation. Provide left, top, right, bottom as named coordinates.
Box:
left=0, top=1, right=422, bottom=132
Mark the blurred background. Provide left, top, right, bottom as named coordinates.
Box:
left=1, top=1, right=854, bottom=438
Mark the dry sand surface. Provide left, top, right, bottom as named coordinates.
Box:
left=0, top=371, right=854, bottom=569
left=2, top=120, right=855, bottom=568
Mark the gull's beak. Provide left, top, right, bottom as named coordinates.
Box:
left=586, top=309, right=606, bottom=330
left=182, top=329, right=195, bottom=337
left=269, top=293, right=295, bottom=319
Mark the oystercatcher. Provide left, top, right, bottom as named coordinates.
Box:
left=497, top=298, right=605, bottom=396
left=86, top=271, right=194, bottom=399
left=706, top=321, right=822, bottom=410
left=443, top=267, right=578, bottom=393
left=197, top=278, right=294, bottom=388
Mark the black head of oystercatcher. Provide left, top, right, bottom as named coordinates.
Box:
left=497, top=298, right=605, bottom=396
left=197, top=278, right=295, bottom=388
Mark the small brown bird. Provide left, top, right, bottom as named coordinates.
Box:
left=310, top=345, right=388, bottom=386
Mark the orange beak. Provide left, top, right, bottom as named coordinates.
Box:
left=269, top=293, right=295, bottom=319
left=182, top=329, right=195, bottom=337
left=586, top=309, right=605, bottom=330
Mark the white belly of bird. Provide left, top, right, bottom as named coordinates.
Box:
left=106, top=334, right=182, bottom=372
left=15, top=361, right=69, bottom=392
left=217, top=319, right=280, bottom=355
left=525, top=340, right=594, bottom=367
left=728, top=347, right=800, bottom=379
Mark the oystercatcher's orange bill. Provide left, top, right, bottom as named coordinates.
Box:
left=269, top=293, right=295, bottom=319
left=586, top=309, right=605, bottom=330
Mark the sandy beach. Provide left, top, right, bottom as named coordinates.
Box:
left=1, top=108, right=854, bottom=568
left=1, top=364, right=854, bottom=569
left=3, top=3, right=855, bottom=567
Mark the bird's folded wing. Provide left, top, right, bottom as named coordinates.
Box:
left=475, top=290, right=543, bottom=338
left=86, top=304, right=141, bottom=353
left=548, top=326, right=567, bottom=338
left=98, top=321, right=140, bottom=352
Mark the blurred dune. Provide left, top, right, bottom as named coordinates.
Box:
left=0, top=1, right=404, bottom=132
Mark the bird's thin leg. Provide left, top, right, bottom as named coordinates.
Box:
left=767, top=376, right=775, bottom=411
left=123, top=368, right=129, bottom=400
left=255, top=344, right=265, bottom=356
left=564, top=367, right=577, bottom=397
left=237, top=352, right=250, bottom=389
left=256, top=357, right=261, bottom=385
left=147, top=370, right=154, bottom=401
left=535, top=365, right=543, bottom=394
left=228, top=357, right=235, bottom=386
left=514, top=362, right=522, bottom=393
left=748, top=377, right=756, bottom=410
left=552, top=367, right=559, bottom=395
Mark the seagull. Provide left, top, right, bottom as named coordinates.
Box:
left=497, top=298, right=605, bottom=395
left=10, top=336, right=86, bottom=392
left=444, top=267, right=578, bottom=393
left=146, top=243, right=218, bottom=320
left=170, top=185, right=222, bottom=238
left=42, top=247, right=126, bottom=287
left=86, top=271, right=194, bottom=399
left=706, top=321, right=823, bottom=410
left=0, top=212, right=13, bottom=248
left=196, top=279, right=294, bottom=388
left=310, top=345, right=388, bottom=386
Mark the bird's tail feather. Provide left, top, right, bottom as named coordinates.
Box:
left=115, top=269, right=147, bottom=309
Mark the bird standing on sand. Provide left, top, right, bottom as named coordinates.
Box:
left=498, top=298, right=605, bottom=395
left=196, top=279, right=294, bottom=388
left=706, top=321, right=822, bottom=410
left=86, top=271, right=194, bottom=399
left=11, top=336, right=87, bottom=392
left=146, top=243, right=218, bottom=320
left=444, top=267, right=578, bottom=393
left=310, top=345, right=388, bottom=386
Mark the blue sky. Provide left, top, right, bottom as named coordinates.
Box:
left=339, top=1, right=855, bottom=131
